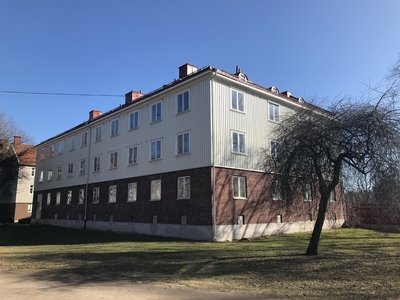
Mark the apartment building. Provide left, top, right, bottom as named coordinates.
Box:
left=32, top=63, right=344, bottom=241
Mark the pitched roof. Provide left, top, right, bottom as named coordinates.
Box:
left=14, top=143, right=36, bottom=166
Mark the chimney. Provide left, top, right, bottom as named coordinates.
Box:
left=179, top=63, right=198, bottom=79
left=14, top=136, right=22, bottom=146
left=89, top=110, right=102, bottom=121
left=125, top=90, right=144, bottom=105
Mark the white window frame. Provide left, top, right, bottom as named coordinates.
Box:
left=232, top=131, right=246, bottom=154
left=47, top=168, right=53, bottom=181
left=108, top=185, right=117, bottom=203
left=49, top=144, right=55, bottom=157
left=270, top=141, right=280, bottom=158
left=268, top=102, right=280, bottom=122
left=109, top=151, right=118, bottom=169
left=40, top=148, right=45, bottom=160
left=68, top=163, right=73, bottom=177
left=81, top=131, right=88, bottom=147
left=272, top=180, right=283, bottom=201
left=233, top=176, right=247, bottom=199
left=127, top=146, right=138, bottom=165
left=111, top=119, right=119, bottom=137
left=92, top=187, right=100, bottom=204
left=93, top=155, right=101, bottom=172
left=304, top=183, right=312, bottom=201
left=95, top=126, right=102, bottom=142
left=39, top=171, right=43, bottom=182
left=79, top=159, right=86, bottom=175
left=150, top=179, right=161, bottom=201
left=57, top=165, right=62, bottom=180
left=46, top=193, right=51, bottom=205
left=330, top=190, right=336, bottom=202
left=127, top=182, right=137, bottom=202
left=176, top=132, right=190, bottom=155
left=56, top=192, right=61, bottom=205
left=27, top=203, right=32, bottom=212
left=67, top=190, right=72, bottom=205
left=58, top=141, right=64, bottom=154
left=129, top=110, right=139, bottom=130
left=231, top=89, right=244, bottom=112
left=78, top=189, right=85, bottom=205
left=150, top=139, right=162, bottom=161
left=177, top=90, right=190, bottom=114
left=151, top=101, right=162, bottom=123
left=69, top=137, right=75, bottom=151
left=177, top=176, right=190, bottom=200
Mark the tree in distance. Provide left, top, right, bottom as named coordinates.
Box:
left=264, top=57, right=400, bottom=255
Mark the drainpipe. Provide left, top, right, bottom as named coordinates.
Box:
left=84, top=126, right=92, bottom=230
left=211, top=69, right=217, bottom=241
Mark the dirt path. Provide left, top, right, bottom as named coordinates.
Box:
left=1, top=271, right=274, bottom=300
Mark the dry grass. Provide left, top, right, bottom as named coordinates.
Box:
left=0, top=225, right=399, bottom=299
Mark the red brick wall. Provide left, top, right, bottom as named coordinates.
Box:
left=213, top=167, right=344, bottom=225
left=35, top=167, right=213, bottom=226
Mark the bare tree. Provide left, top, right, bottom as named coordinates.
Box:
left=264, top=59, right=400, bottom=255
left=0, top=111, right=34, bottom=199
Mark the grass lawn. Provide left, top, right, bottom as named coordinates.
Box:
left=0, top=225, right=399, bottom=299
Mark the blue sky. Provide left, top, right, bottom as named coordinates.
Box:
left=1, top=0, right=400, bottom=145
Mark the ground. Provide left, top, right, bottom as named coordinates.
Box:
left=1, top=271, right=274, bottom=300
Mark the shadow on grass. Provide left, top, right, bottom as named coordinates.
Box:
left=0, top=224, right=183, bottom=246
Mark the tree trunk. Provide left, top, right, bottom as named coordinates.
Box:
left=305, top=193, right=330, bottom=256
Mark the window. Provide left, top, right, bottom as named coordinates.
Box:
left=27, top=204, right=32, bottom=212
left=177, top=176, right=190, bottom=199
left=68, top=163, right=74, bottom=177
left=67, top=190, right=72, bottom=204
left=29, top=185, right=34, bottom=194
left=92, top=187, right=100, bottom=203
left=177, top=91, right=190, bottom=113
left=109, top=151, right=118, bottom=169
left=127, top=182, right=137, bottom=202
left=231, top=90, right=244, bottom=112
left=177, top=132, right=190, bottom=155
left=232, top=131, right=245, bottom=154
left=128, top=146, right=138, bottom=165
left=150, top=139, right=162, bottom=160
left=330, top=190, right=336, bottom=202
left=304, top=183, right=312, bottom=201
left=39, top=171, right=43, bottom=182
left=79, top=159, right=86, bottom=175
left=47, top=168, right=53, bottom=181
left=40, top=149, right=45, bottom=160
left=272, top=180, right=283, bottom=200
left=151, top=102, right=162, bottom=122
left=56, top=192, right=61, bottom=205
left=270, top=141, right=280, bottom=158
left=111, top=119, right=119, bottom=136
left=233, top=176, right=246, bottom=199
left=81, top=131, right=88, bottom=147
left=150, top=179, right=161, bottom=201
left=46, top=193, right=51, bottom=205
left=69, top=137, right=75, bottom=151
left=109, top=185, right=117, bottom=203
left=49, top=145, right=55, bottom=157
left=58, top=141, right=64, bottom=154
left=94, top=155, right=101, bottom=172
left=95, top=126, right=102, bottom=142
left=129, top=111, right=139, bottom=130
left=31, top=167, right=35, bottom=176
left=268, top=103, right=279, bottom=122
left=57, top=166, right=62, bottom=179
left=78, top=189, right=85, bottom=204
